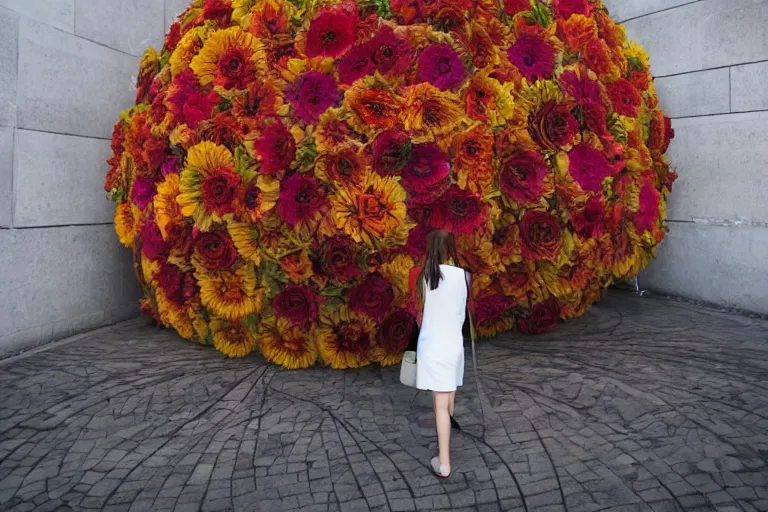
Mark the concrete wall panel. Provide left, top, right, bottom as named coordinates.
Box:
left=602, top=0, right=693, bottom=23
left=0, top=8, right=19, bottom=128
left=0, top=225, right=140, bottom=354
left=0, top=127, right=13, bottom=227
left=0, top=0, right=74, bottom=32
left=653, top=68, right=730, bottom=118
left=642, top=222, right=768, bottom=314
left=75, top=0, right=165, bottom=57
left=165, top=0, right=191, bottom=30
left=16, top=18, right=138, bottom=138
left=13, top=129, right=113, bottom=227
left=665, top=112, right=768, bottom=224
left=623, top=0, right=768, bottom=77
left=731, top=61, right=768, bottom=113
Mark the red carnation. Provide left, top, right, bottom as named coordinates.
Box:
left=635, top=178, right=661, bottom=233
left=338, top=45, right=375, bottom=85
left=156, top=262, right=197, bottom=306
left=649, top=111, right=674, bottom=153
left=518, top=299, right=561, bottom=335
left=567, top=143, right=617, bottom=192
left=273, top=284, right=319, bottom=327
left=402, top=143, right=451, bottom=203
left=520, top=210, right=563, bottom=261
left=435, top=185, right=487, bottom=236
left=499, top=151, right=551, bottom=206
left=253, top=120, right=296, bottom=176
left=378, top=309, right=417, bottom=355
left=552, top=0, right=593, bottom=18
left=140, top=218, right=169, bottom=261
left=366, top=25, right=410, bottom=75
left=193, top=230, right=238, bottom=270
left=317, top=235, right=364, bottom=282
left=570, top=195, right=607, bottom=239
left=474, top=294, right=518, bottom=329
left=507, top=36, right=555, bottom=81
left=372, top=129, right=412, bottom=176
left=278, top=173, right=326, bottom=227
left=305, top=3, right=358, bottom=58
left=347, top=272, right=394, bottom=321
left=503, top=0, right=531, bottom=16
left=201, top=170, right=241, bottom=214
left=530, top=101, right=580, bottom=148
left=607, top=79, right=642, bottom=117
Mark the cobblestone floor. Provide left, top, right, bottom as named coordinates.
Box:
left=1, top=292, right=767, bottom=512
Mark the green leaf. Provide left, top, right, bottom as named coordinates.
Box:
left=218, top=97, right=233, bottom=112
left=627, top=56, right=644, bottom=72
left=319, top=287, right=344, bottom=297
left=358, top=0, right=392, bottom=18
left=530, top=0, right=553, bottom=28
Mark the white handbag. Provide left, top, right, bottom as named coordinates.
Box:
left=399, top=350, right=417, bottom=388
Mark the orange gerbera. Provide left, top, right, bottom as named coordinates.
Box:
left=558, top=14, right=598, bottom=53
left=197, top=263, right=264, bottom=320
left=314, top=108, right=357, bottom=153
left=190, top=26, right=267, bottom=90
left=401, top=83, right=465, bottom=140
left=315, top=306, right=375, bottom=369
left=328, top=170, right=412, bottom=248
left=211, top=317, right=259, bottom=358
left=114, top=202, right=140, bottom=247
left=464, top=73, right=515, bottom=127
left=258, top=315, right=318, bottom=368
left=453, top=124, right=495, bottom=194
left=343, top=79, right=403, bottom=135
left=154, top=173, right=184, bottom=239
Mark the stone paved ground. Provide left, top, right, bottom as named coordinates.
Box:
left=1, top=292, right=768, bottom=512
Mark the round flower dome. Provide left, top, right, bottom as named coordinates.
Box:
left=105, top=0, right=676, bottom=368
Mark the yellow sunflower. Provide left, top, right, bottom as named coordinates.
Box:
left=258, top=315, right=318, bottom=369
left=315, top=306, right=375, bottom=369
left=227, top=221, right=262, bottom=265
left=154, top=173, right=184, bottom=239
left=114, top=202, right=140, bottom=247
left=197, top=263, right=264, bottom=320
left=327, top=170, right=413, bottom=248
left=211, top=317, right=259, bottom=358
left=190, top=26, right=267, bottom=90
left=177, top=141, right=243, bottom=231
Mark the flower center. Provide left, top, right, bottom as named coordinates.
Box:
left=437, top=58, right=451, bottom=74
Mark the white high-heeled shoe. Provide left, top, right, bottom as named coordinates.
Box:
left=430, top=456, right=451, bottom=478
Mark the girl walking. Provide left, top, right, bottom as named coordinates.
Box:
left=409, top=230, right=470, bottom=478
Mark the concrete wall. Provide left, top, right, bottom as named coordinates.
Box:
left=603, top=0, right=768, bottom=314
left=0, top=0, right=191, bottom=355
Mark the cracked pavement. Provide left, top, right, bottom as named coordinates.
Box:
left=1, top=292, right=767, bottom=512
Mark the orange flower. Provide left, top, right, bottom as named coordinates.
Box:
left=259, top=315, right=318, bottom=369
left=343, top=79, right=403, bottom=135
left=328, top=170, right=412, bottom=248
left=558, top=14, right=598, bottom=53
left=315, top=306, right=375, bottom=369
left=197, top=263, right=264, bottom=320
left=114, top=202, right=140, bottom=247
left=401, top=83, right=465, bottom=140
left=211, top=317, right=259, bottom=358
left=454, top=125, right=496, bottom=194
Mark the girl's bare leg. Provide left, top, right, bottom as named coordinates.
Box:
left=448, top=391, right=456, bottom=418
left=433, top=391, right=452, bottom=470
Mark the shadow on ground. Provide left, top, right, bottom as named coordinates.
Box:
left=1, top=291, right=767, bottom=512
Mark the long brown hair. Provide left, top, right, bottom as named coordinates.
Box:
left=420, top=230, right=459, bottom=292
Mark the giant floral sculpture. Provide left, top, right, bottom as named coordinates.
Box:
left=105, top=0, right=676, bottom=368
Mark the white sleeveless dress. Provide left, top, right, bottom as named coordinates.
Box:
left=416, top=265, right=467, bottom=392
